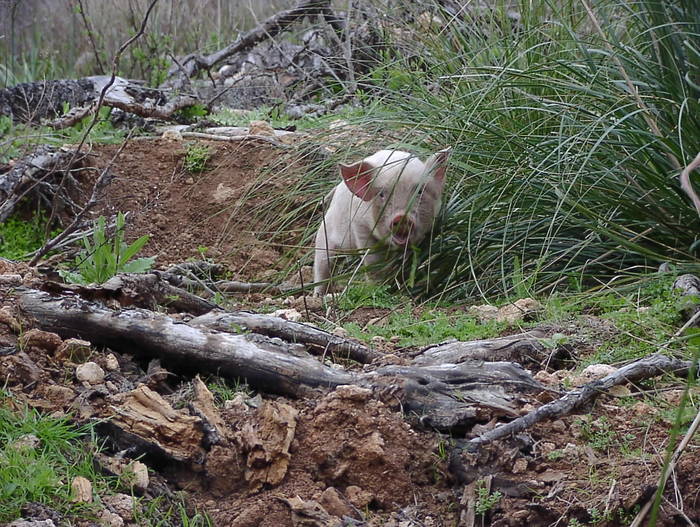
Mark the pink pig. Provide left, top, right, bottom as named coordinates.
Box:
left=313, top=148, right=451, bottom=295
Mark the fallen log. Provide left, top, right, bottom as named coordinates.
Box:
left=17, top=288, right=544, bottom=431
left=674, top=274, right=700, bottom=325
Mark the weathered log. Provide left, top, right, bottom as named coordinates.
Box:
left=17, top=289, right=544, bottom=431
left=163, top=0, right=333, bottom=89
left=414, top=330, right=555, bottom=367
left=0, top=146, right=84, bottom=223
left=466, top=353, right=697, bottom=450
left=190, top=310, right=379, bottom=364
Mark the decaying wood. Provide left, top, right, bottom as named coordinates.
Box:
left=213, top=280, right=296, bottom=294
left=164, top=0, right=333, bottom=88
left=241, top=400, right=298, bottom=492
left=680, top=152, right=700, bottom=216
left=466, top=353, right=697, bottom=450
left=414, top=330, right=555, bottom=367
left=42, top=272, right=217, bottom=316
left=18, top=289, right=543, bottom=431
left=104, top=384, right=206, bottom=463
left=180, top=131, right=290, bottom=149
left=190, top=310, right=379, bottom=364
left=0, top=146, right=84, bottom=223
left=190, top=375, right=226, bottom=447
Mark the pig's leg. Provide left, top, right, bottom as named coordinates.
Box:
left=313, top=226, right=337, bottom=296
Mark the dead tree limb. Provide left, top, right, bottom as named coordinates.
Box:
left=17, top=289, right=543, bottom=430
left=163, top=0, right=332, bottom=88
left=190, top=310, right=380, bottom=364
left=466, top=353, right=697, bottom=450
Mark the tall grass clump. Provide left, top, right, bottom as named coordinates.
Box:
left=345, top=0, right=700, bottom=299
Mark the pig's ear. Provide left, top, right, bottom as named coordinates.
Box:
left=340, top=160, right=376, bottom=201
left=425, top=147, right=452, bottom=185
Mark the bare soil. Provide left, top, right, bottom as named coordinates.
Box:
left=1, top=139, right=699, bottom=526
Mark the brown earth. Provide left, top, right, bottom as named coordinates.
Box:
left=1, top=139, right=699, bottom=526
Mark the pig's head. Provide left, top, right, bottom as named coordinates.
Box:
left=340, top=148, right=451, bottom=248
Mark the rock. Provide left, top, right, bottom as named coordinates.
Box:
left=184, top=177, right=195, bottom=185
left=0, top=273, right=22, bottom=286
left=104, top=353, right=120, bottom=371
left=562, top=443, right=580, bottom=459
left=534, top=370, right=558, bottom=385
left=0, top=306, right=21, bottom=332
left=319, top=487, right=357, bottom=519
left=580, top=363, right=617, bottom=381
left=102, top=493, right=135, bottom=521
left=75, top=362, right=105, bottom=384
left=8, top=520, right=56, bottom=527
left=497, top=298, right=542, bottom=323
left=539, top=442, right=556, bottom=456
left=130, top=461, right=149, bottom=492
left=370, top=336, right=386, bottom=346
left=512, top=457, right=528, bottom=474
left=331, top=327, right=349, bottom=338
left=468, top=304, right=499, bottom=323
left=71, top=476, right=92, bottom=503
left=161, top=129, right=183, bottom=141
left=632, top=401, right=655, bottom=417
left=18, top=329, right=63, bottom=353
left=98, top=509, right=124, bottom=527
left=608, top=385, right=631, bottom=397
left=360, top=431, right=385, bottom=462
left=272, top=308, right=303, bottom=322
left=10, top=433, right=40, bottom=450
left=248, top=120, right=275, bottom=136
left=55, top=338, right=92, bottom=361
left=345, top=485, right=373, bottom=509
left=551, top=420, right=567, bottom=432
left=212, top=183, right=237, bottom=203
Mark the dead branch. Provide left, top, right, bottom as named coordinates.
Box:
left=466, top=353, right=697, bottom=450
left=680, top=152, right=700, bottom=216
left=163, top=0, right=332, bottom=88
left=213, top=280, right=296, bottom=294
left=189, top=310, right=379, bottom=364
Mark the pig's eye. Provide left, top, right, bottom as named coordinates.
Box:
left=378, top=190, right=386, bottom=200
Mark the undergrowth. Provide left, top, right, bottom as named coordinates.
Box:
left=0, top=211, right=61, bottom=261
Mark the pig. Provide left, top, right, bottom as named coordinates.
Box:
left=313, top=148, right=451, bottom=295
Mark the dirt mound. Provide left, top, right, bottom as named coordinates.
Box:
left=89, top=138, right=302, bottom=279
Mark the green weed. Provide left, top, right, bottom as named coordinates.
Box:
left=59, top=212, right=154, bottom=285
left=475, top=484, right=502, bottom=516
left=183, top=143, right=212, bottom=173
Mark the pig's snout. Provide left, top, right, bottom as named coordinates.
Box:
left=390, top=214, right=414, bottom=246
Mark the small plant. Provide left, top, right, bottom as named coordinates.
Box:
left=546, top=449, right=564, bottom=461
left=577, top=417, right=616, bottom=453
left=59, top=212, right=154, bottom=285
left=475, top=484, right=502, bottom=516
left=184, top=143, right=212, bottom=173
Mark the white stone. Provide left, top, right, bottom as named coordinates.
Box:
left=75, top=362, right=105, bottom=384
